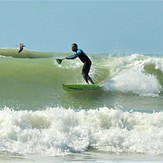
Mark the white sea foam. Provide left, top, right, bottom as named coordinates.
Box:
left=0, top=107, right=163, bottom=156
left=103, top=69, right=161, bottom=96
left=103, top=54, right=162, bottom=96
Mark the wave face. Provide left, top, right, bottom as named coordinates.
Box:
left=0, top=49, right=163, bottom=110
left=0, top=49, right=163, bottom=157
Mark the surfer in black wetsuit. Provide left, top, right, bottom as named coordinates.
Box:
left=64, top=43, right=95, bottom=84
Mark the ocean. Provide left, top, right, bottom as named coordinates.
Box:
left=0, top=48, right=163, bottom=163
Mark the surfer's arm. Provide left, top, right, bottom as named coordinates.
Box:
left=65, top=54, right=77, bottom=60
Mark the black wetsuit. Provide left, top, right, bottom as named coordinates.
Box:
left=67, top=49, right=94, bottom=84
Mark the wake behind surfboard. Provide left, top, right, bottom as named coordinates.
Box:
left=63, top=84, right=101, bottom=91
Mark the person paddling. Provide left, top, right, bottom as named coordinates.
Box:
left=57, top=43, right=95, bottom=84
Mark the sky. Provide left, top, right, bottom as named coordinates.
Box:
left=0, top=0, right=163, bottom=54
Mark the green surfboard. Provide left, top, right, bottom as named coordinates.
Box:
left=63, top=84, right=101, bottom=91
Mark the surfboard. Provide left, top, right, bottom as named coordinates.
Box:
left=63, top=84, right=101, bottom=91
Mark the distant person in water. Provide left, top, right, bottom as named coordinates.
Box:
left=64, top=43, right=95, bottom=84
left=17, top=43, right=25, bottom=53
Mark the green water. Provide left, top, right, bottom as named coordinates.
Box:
left=0, top=49, right=163, bottom=162
left=0, top=48, right=162, bottom=112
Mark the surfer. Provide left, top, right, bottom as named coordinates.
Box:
left=64, top=43, right=95, bottom=84
left=17, top=43, right=25, bottom=53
